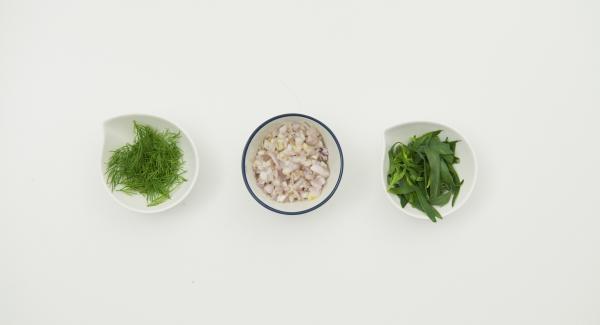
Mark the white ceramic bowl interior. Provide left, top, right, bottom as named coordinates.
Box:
left=382, top=121, right=477, bottom=220
left=243, top=114, right=343, bottom=215
left=101, top=114, right=199, bottom=213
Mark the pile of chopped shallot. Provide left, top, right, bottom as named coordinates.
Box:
left=253, top=122, right=330, bottom=203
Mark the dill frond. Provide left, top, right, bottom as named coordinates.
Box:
left=106, top=121, right=186, bottom=207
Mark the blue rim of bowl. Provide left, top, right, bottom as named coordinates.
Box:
left=242, top=113, right=344, bottom=215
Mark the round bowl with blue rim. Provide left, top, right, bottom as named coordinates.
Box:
left=242, top=113, right=343, bottom=215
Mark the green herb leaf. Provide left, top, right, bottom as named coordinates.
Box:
left=430, top=190, right=452, bottom=206
left=386, top=130, right=463, bottom=222
left=424, top=147, right=441, bottom=200
left=415, top=189, right=442, bottom=222
left=388, top=181, right=417, bottom=195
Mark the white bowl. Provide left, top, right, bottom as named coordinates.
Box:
left=101, top=114, right=199, bottom=213
left=382, top=121, right=477, bottom=220
left=242, top=113, right=344, bottom=215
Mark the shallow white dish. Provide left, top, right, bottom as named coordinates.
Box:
left=382, top=121, right=477, bottom=220
left=101, top=114, right=199, bottom=213
left=242, top=113, right=343, bottom=215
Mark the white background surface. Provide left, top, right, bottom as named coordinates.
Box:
left=1, top=0, right=599, bottom=324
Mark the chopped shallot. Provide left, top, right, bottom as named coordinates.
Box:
left=253, top=121, right=330, bottom=203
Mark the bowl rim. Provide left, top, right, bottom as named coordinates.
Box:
left=100, top=113, right=200, bottom=214
left=242, top=113, right=344, bottom=215
left=382, top=120, right=478, bottom=220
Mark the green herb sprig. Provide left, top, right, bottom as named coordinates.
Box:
left=106, top=121, right=186, bottom=207
left=387, top=130, right=463, bottom=222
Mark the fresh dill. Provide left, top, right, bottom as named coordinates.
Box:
left=106, top=121, right=186, bottom=207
